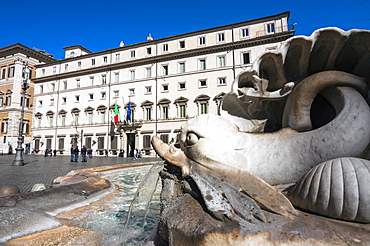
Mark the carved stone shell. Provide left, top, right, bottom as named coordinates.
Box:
left=287, top=157, right=370, bottom=223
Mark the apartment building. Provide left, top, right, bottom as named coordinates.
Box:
left=0, top=44, right=55, bottom=153
left=32, top=11, right=294, bottom=156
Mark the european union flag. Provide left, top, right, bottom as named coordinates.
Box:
left=126, top=101, right=131, bottom=121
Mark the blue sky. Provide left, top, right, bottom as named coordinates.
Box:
left=2, top=0, right=369, bottom=60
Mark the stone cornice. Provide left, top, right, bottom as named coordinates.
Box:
left=35, top=12, right=291, bottom=67
left=33, top=31, right=294, bottom=83
left=0, top=43, right=56, bottom=63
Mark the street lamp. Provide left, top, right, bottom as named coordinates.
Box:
left=12, top=64, right=30, bottom=166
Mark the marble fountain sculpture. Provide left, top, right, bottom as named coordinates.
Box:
left=151, top=27, right=370, bottom=245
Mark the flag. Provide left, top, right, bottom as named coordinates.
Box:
left=127, top=101, right=131, bottom=122
left=114, top=102, right=119, bottom=125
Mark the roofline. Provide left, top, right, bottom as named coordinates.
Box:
left=63, top=45, right=92, bottom=54
left=0, top=43, right=56, bottom=63
left=36, top=11, right=290, bottom=67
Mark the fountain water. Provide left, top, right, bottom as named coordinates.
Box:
left=119, top=162, right=164, bottom=245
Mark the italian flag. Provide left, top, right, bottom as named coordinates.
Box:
left=114, top=102, right=119, bottom=125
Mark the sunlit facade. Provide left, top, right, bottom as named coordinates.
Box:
left=32, top=12, right=294, bottom=156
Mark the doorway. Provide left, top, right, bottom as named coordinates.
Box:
left=126, top=133, right=135, bottom=157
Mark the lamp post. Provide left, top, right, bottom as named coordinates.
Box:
left=12, top=64, right=30, bottom=166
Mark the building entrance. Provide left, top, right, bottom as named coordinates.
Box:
left=126, top=133, right=135, bottom=157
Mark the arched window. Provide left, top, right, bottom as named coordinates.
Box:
left=141, top=100, right=153, bottom=120
left=46, top=111, right=54, bottom=127
left=71, top=108, right=80, bottom=125
left=58, top=110, right=67, bottom=127
left=194, top=94, right=210, bottom=115
left=158, top=98, right=171, bottom=119
left=174, top=97, right=188, bottom=118
left=97, top=105, right=107, bottom=123
left=35, top=112, right=43, bottom=128
left=85, top=106, right=95, bottom=124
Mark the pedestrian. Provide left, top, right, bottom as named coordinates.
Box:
left=44, top=148, right=49, bottom=157
left=104, top=149, right=108, bottom=157
left=118, top=149, right=125, bottom=157
left=133, top=148, right=138, bottom=160
left=70, top=145, right=75, bottom=162
left=81, top=145, right=87, bottom=162
left=53, top=149, right=57, bottom=157
left=74, top=146, right=80, bottom=162
left=49, top=149, right=53, bottom=157
left=87, top=149, right=92, bottom=159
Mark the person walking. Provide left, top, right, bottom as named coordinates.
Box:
left=81, top=145, right=87, bottom=162
left=74, top=146, right=80, bottom=162
left=104, top=149, right=108, bottom=157
left=70, top=145, right=75, bottom=162
left=53, top=149, right=57, bottom=157
left=87, top=149, right=92, bottom=159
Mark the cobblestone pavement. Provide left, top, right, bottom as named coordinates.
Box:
left=0, top=153, right=161, bottom=194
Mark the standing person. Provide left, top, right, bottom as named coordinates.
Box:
left=49, top=149, right=53, bottom=157
left=81, top=145, right=87, bottom=162
left=104, top=149, right=108, bottom=157
left=74, top=146, right=80, bottom=162
left=44, top=148, right=49, bottom=157
left=70, top=145, right=75, bottom=162
left=53, top=149, right=57, bottom=157
left=133, top=148, right=138, bottom=160
left=87, top=149, right=92, bottom=159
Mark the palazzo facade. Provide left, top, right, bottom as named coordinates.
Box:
left=31, top=11, right=294, bottom=156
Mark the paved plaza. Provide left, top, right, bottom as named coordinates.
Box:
left=0, top=153, right=161, bottom=194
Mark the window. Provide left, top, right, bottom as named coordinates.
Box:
left=115, top=53, right=120, bottom=61
left=53, top=66, right=56, bottom=73
left=218, top=77, right=226, bottom=86
left=195, top=95, right=210, bottom=115
left=162, top=84, right=169, bottom=92
left=85, top=137, right=92, bottom=148
left=8, top=66, right=15, bottom=77
left=76, top=79, right=80, bottom=88
left=179, top=62, right=185, bottom=73
left=179, top=40, right=185, bottom=49
left=143, top=135, right=151, bottom=149
left=42, top=69, right=45, bottom=75
left=1, top=66, right=7, bottom=79
left=266, top=23, right=275, bottom=34
left=162, top=65, right=168, bottom=76
left=242, top=52, right=251, bottom=64
left=200, top=103, right=207, bottom=114
left=58, top=138, right=64, bottom=149
left=77, top=61, right=81, bottom=68
left=145, top=86, right=152, bottom=94
left=39, top=100, right=43, bottom=106
left=162, top=106, right=169, bottom=119
left=129, top=88, right=135, bottom=95
left=146, top=67, right=152, bottom=78
left=51, top=83, right=55, bottom=91
left=103, top=56, right=108, bottom=63
left=147, top=47, right=152, bottom=55
left=102, top=75, right=107, bottom=84
left=199, top=59, right=206, bottom=70
left=70, top=51, right=75, bottom=57
left=63, top=81, right=67, bottom=90
left=130, top=70, right=135, bottom=80
left=61, top=116, right=66, bottom=127
left=179, top=105, right=186, bottom=118
left=101, top=92, right=106, bottom=99
left=90, top=77, right=94, bottom=86
left=89, top=94, right=94, bottom=100
left=114, top=90, right=119, bottom=97
left=100, top=112, right=106, bottom=123
left=91, top=59, right=96, bottom=66
left=114, top=73, right=119, bottom=83
left=145, top=108, right=151, bottom=120
left=218, top=33, right=225, bottom=42
left=160, top=134, right=169, bottom=144
left=64, top=64, right=68, bottom=71
left=39, top=85, right=44, bottom=94
left=199, top=36, right=206, bottom=45
left=130, top=50, right=136, bottom=58
left=87, top=113, right=93, bottom=124
left=178, top=82, right=186, bottom=90
left=218, top=56, right=226, bottom=67
left=50, top=99, right=54, bottom=106
left=62, top=97, right=67, bottom=104
left=163, top=44, right=169, bottom=52
left=199, top=80, right=207, bottom=87
left=241, top=28, right=249, bottom=37
left=75, top=95, right=80, bottom=102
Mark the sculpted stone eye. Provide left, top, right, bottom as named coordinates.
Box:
left=186, top=132, right=199, bottom=145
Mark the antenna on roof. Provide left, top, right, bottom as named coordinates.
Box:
left=147, top=34, right=153, bottom=41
